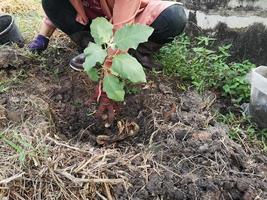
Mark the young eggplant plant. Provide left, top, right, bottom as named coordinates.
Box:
left=83, top=17, right=154, bottom=102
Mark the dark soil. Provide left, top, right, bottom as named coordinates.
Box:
left=212, top=22, right=267, bottom=66
left=185, top=15, right=267, bottom=66
left=1, top=36, right=267, bottom=199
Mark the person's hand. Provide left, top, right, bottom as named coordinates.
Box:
left=76, top=13, right=89, bottom=25
left=85, top=84, right=120, bottom=126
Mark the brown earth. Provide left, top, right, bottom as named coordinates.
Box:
left=212, top=22, right=267, bottom=66
left=0, top=42, right=266, bottom=199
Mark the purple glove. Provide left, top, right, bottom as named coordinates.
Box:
left=28, top=34, right=49, bottom=53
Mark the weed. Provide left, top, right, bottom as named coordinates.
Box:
left=222, top=61, right=253, bottom=103
left=157, top=35, right=255, bottom=103
left=217, top=112, right=267, bottom=150
left=0, top=84, right=9, bottom=93
left=0, top=132, right=34, bottom=163
left=157, top=35, right=190, bottom=78
left=72, top=101, right=82, bottom=107
left=125, top=85, right=141, bottom=95
left=0, top=69, right=27, bottom=93
left=157, top=35, right=266, bottom=147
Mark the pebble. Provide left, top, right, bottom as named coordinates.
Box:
left=55, top=94, right=63, bottom=101
left=198, top=144, right=209, bottom=152
left=181, top=103, right=190, bottom=112
left=9, top=97, right=20, bottom=104
left=0, top=97, right=7, bottom=105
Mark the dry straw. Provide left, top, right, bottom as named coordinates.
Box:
left=0, top=94, right=149, bottom=199
left=0, top=0, right=40, bottom=14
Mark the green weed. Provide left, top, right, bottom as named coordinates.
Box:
left=157, top=35, right=255, bottom=103
left=0, top=132, right=33, bottom=163
left=0, top=128, right=49, bottom=166
left=0, top=69, right=27, bottom=94
left=0, top=83, right=10, bottom=93
left=125, top=85, right=141, bottom=95
left=217, top=112, right=267, bottom=150
left=157, top=35, right=267, bottom=147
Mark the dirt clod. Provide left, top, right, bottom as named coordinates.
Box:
left=6, top=110, right=24, bottom=122
left=159, top=83, right=173, bottom=94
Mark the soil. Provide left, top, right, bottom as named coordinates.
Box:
left=212, top=22, right=267, bottom=66
left=185, top=14, right=267, bottom=66
left=1, top=43, right=266, bottom=199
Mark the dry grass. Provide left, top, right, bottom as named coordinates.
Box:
left=0, top=0, right=41, bottom=14
left=0, top=91, right=153, bottom=199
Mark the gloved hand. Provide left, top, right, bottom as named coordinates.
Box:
left=28, top=34, right=49, bottom=53
left=85, top=84, right=119, bottom=126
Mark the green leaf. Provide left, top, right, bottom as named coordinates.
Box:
left=19, top=151, right=26, bottom=162
left=90, top=17, right=113, bottom=45
left=112, top=54, right=146, bottom=83
left=114, top=24, right=154, bottom=51
left=103, top=75, right=125, bottom=102
left=86, top=68, right=99, bottom=82
left=3, top=138, right=22, bottom=152
left=83, top=43, right=107, bottom=72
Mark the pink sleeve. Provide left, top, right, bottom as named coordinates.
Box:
left=43, top=16, right=56, bottom=28
left=112, top=0, right=141, bottom=30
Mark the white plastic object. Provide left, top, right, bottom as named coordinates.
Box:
left=248, top=66, right=267, bottom=128
left=250, top=66, right=267, bottom=94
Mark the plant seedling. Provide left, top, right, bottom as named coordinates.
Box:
left=83, top=17, right=154, bottom=102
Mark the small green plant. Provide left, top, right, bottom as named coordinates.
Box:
left=125, top=85, right=142, bottom=95
left=0, top=69, right=27, bottom=94
left=222, top=61, right=254, bottom=103
left=157, top=34, right=190, bottom=77
left=0, top=83, right=9, bottom=93
left=217, top=112, right=267, bottom=150
left=157, top=35, right=266, bottom=147
left=0, top=132, right=34, bottom=163
left=157, top=35, right=255, bottom=103
left=83, top=17, right=153, bottom=102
